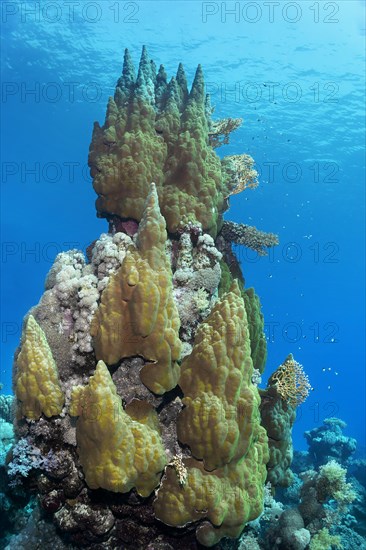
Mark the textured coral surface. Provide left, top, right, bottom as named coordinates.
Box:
left=89, top=47, right=260, bottom=238
left=7, top=48, right=284, bottom=549
left=15, top=315, right=64, bottom=420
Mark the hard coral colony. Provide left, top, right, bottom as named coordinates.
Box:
left=8, top=47, right=314, bottom=548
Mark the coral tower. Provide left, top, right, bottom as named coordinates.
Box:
left=8, top=47, right=296, bottom=549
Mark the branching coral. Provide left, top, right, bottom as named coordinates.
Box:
left=220, top=220, right=279, bottom=256
left=208, top=117, right=243, bottom=148
left=309, top=528, right=341, bottom=550
left=270, top=354, right=311, bottom=408
left=316, top=460, right=356, bottom=510
left=222, top=154, right=259, bottom=196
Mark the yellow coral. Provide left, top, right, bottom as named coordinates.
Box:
left=154, top=427, right=269, bottom=546
left=270, top=354, right=311, bottom=407
left=70, top=360, right=167, bottom=496
left=177, top=280, right=261, bottom=470
left=154, top=281, right=269, bottom=546
left=91, top=183, right=181, bottom=394
left=15, top=315, right=64, bottom=420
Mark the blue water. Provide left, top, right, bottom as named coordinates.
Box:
left=1, top=0, right=365, bottom=452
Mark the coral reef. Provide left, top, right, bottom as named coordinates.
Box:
left=88, top=47, right=260, bottom=238
left=8, top=47, right=356, bottom=550
left=262, top=417, right=366, bottom=550
left=305, top=417, right=357, bottom=467
left=154, top=281, right=269, bottom=546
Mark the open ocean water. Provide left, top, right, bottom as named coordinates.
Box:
left=1, top=0, right=365, bottom=462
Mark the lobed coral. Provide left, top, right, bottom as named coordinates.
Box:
left=89, top=47, right=255, bottom=238
left=260, top=358, right=299, bottom=489
left=70, top=360, right=167, bottom=496
left=91, top=183, right=182, bottom=394
left=154, top=281, right=269, bottom=546
left=177, top=280, right=264, bottom=470
left=6, top=48, right=304, bottom=549
left=14, top=315, right=64, bottom=420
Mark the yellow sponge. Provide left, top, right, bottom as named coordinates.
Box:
left=70, top=360, right=167, bottom=496
left=15, top=315, right=64, bottom=420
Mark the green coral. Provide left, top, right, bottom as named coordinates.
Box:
left=309, top=528, right=342, bottom=550
left=89, top=47, right=248, bottom=237
left=218, top=262, right=267, bottom=373
left=260, top=355, right=311, bottom=488
left=243, top=288, right=267, bottom=373
left=260, top=377, right=296, bottom=488
left=317, top=460, right=356, bottom=510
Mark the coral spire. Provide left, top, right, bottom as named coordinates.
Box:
left=155, top=64, right=168, bottom=108
left=138, top=45, right=152, bottom=81
left=165, top=77, right=180, bottom=111
left=116, top=48, right=135, bottom=98
left=189, top=64, right=205, bottom=104
left=176, top=62, right=189, bottom=107
left=136, top=46, right=155, bottom=102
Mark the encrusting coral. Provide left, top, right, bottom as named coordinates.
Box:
left=6, top=47, right=298, bottom=549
